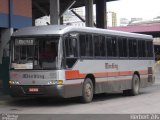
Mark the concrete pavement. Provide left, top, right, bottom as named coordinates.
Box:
left=0, top=81, right=160, bottom=114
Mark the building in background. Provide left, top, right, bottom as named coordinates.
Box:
left=129, top=18, right=143, bottom=24
left=107, top=11, right=117, bottom=27
left=72, top=7, right=85, bottom=17
left=35, top=16, right=50, bottom=26
left=119, top=18, right=143, bottom=26
left=120, top=18, right=129, bottom=26
left=63, top=7, right=85, bottom=26
left=64, top=8, right=85, bottom=26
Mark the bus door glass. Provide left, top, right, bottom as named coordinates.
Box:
left=63, top=33, right=78, bottom=69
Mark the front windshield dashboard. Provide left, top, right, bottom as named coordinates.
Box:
left=11, top=36, right=60, bottom=70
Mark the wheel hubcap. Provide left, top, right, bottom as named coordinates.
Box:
left=85, top=83, right=92, bottom=97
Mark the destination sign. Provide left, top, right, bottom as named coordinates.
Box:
left=15, top=39, right=34, bottom=45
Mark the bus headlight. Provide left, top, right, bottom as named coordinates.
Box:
left=47, top=80, right=63, bottom=85
left=9, top=80, right=20, bottom=85
left=47, top=80, right=57, bottom=85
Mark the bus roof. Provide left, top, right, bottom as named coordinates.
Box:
left=12, top=25, right=153, bottom=40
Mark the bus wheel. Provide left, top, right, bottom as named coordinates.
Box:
left=123, top=74, right=140, bottom=96
left=81, top=78, right=93, bottom=103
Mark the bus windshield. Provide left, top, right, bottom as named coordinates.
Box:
left=11, top=37, right=60, bottom=70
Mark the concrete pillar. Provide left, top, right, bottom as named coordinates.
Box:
left=0, top=28, right=13, bottom=94
left=0, top=28, right=13, bottom=63
left=85, top=0, right=94, bottom=27
left=50, top=0, right=60, bottom=25
left=96, top=0, right=107, bottom=28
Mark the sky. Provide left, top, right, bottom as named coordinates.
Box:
left=107, top=0, right=160, bottom=20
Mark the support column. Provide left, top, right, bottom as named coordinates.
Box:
left=85, top=0, right=94, bottom=27
left=50, top=0, right=60, bottom=25
left=0, top=28, right=13, bottom=63
left=0, top=28, right=13, bottom=94
left=60, top=17, right=63, bottom=25
left=96, top=0, right=106, bottom=28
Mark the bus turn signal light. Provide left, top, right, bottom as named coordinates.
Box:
left=57, top=80, right=63, bottom=85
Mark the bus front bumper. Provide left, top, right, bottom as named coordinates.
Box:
left=10, top=85, right=65, bottom=98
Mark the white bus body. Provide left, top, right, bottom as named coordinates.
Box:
left=9, top=25, right=155, bottom=102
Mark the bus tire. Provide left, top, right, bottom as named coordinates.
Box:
left=81, top=78, right=93, bottom=103
left=123, top=74, right=140, bottom=96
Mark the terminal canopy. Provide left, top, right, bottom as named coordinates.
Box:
left=32, top=0, right=117, bottom=19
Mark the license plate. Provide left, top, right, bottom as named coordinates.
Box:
left=29, top=88, right=39, bottom=92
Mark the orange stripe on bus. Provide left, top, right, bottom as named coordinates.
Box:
left=119, top=71, right=132, bottom=76
left=107, top=72, right=119, bottom=77
left=65, top=70, right=86, bottom=80
left=65, top=70, right=148, bottom=80
left=93, top=72, right=108, bottom=77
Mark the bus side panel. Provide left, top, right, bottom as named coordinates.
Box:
left=63, top=70, right=84, bottom=98
left=71, top=59, right=154, bottom=94
left=95, top=77, right=132, bottom=93
left=63, top=82, right=83, bottom=98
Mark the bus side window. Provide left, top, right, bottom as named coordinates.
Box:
left=106, top=36, right=117, bottom=57
left=129, top=38, right=137, bottom=58
left=79, top=34, right=93, bottom=57
left=138, top=40, right=146, bottom=58
left=146, top=41, right=153, bottom=57
left=118, top=37, right=128, bottom=57
left=94, top=35, right=106, bottom=57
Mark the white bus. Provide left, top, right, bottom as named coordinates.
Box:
left=9, top=25, right=155, bottom=103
